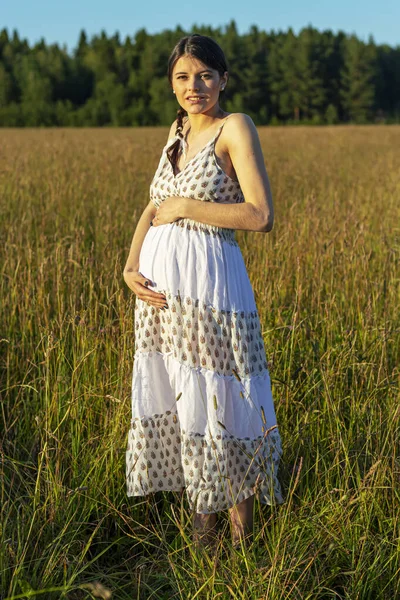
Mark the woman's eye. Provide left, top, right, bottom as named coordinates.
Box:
left=176, top=74, right=211, bottom=80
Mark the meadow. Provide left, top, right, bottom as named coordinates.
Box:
left=1, top=125, right=399, bottom=599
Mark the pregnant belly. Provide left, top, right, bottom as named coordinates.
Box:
left=138, top=222, right=257, bottom=312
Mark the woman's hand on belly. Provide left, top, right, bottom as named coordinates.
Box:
left=123, top=270, right=168, bottom=309
left=152, top=196, right=188, bottom=226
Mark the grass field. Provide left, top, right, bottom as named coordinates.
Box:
left=1, top=125, right=399, bottom=599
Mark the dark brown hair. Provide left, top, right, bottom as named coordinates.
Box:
left=166, top=34, right=229, bottom=171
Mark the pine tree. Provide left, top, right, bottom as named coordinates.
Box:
left=340, top=35, right=376, bottom=123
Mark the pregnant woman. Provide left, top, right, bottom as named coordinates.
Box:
left=123, top=33, right=284, bottom=550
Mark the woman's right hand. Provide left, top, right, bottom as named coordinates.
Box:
left=123, top=270, right=168, bottom=309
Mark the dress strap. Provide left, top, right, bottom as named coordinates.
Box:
left=216, top=113, right=234, bottom=132
left=212, top=113, right=234, bottom=147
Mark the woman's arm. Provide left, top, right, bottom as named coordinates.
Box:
left=123, top=201, right=168, bottom=309
left=123, top=200, right=156, bottom=275
left=154, top=114, right=274, bottom=233
left=180, top=195, right=270, bottom=232
left=185, top=114, right=273, bottom=232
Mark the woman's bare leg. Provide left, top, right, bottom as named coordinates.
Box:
left=229, top=494, right=254, bottom=547
left=193, top=512, right=218, bottom=549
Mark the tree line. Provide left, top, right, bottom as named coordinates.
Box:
left=0, top=21, right=399, bottom=127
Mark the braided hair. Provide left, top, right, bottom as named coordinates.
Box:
left=166, top=34, right=228, bottom=172
left=168, top=106, right=187, bottom=172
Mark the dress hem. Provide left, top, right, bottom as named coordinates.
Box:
left=126, top=410, right=284, bottom=514
left=126, top=481, right=284, bottom=514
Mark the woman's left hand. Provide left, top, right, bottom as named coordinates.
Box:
left=152, top=196, right=187, bottom=226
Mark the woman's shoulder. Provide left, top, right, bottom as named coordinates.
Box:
left=220, top=113, right=259, bottom=149
left=224, top=112, right=257, bottom=133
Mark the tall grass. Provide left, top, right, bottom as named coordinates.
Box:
left=1, top=126, right=399, bottom=599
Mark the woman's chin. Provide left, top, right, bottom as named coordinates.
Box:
left=185, top=104, right=206, bottom=113
left=186, top=104, right=221, bottom=117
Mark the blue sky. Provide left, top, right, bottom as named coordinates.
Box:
left=2, top=0, right=399, bottom=51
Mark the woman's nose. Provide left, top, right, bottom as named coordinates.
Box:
left=188, top=79, right=200, bottom=91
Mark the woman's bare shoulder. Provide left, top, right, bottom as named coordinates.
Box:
left=224, top=113, right=257, bottom=136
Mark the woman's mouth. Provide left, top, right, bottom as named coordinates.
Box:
left=186, top=96, right=206, bottom=103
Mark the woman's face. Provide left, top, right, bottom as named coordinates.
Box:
left=171, top=54, right=228, bottom=116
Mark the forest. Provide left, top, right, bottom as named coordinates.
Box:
left=0, top=20, right=399, bottom=126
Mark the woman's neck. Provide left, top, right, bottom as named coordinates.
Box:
left=185, top=106, right=226, bottom=136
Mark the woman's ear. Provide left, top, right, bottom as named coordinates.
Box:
left=221, top=71, right=228, bottom=90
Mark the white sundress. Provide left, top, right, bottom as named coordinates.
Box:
left=126, top=115, right=284, bottom=514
